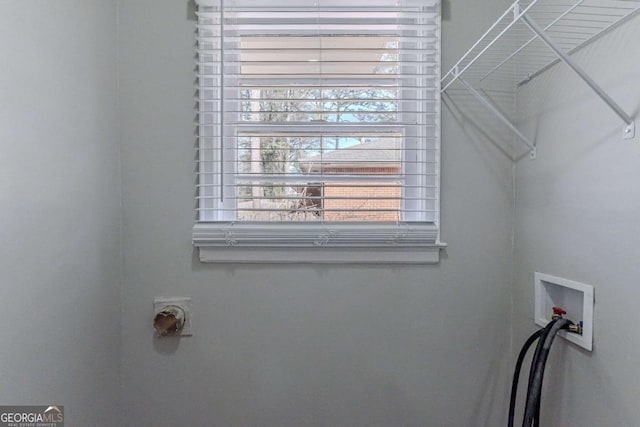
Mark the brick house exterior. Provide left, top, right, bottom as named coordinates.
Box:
left=299, top=139, right=401, bottom=221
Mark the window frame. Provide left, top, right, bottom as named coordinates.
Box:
left=194, top=0, right=444, bottom=263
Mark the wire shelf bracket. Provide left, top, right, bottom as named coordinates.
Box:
left=520, top=14, right=635, bottom=138
left=441, top=0, right=640, bottom=158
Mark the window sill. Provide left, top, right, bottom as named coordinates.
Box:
left=193, top=222, right=445, bottom=264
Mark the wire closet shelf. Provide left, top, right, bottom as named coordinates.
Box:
left=441, top=0, right=640, bottom=158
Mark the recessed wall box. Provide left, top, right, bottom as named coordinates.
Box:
left=534, top=272, right=594, bottom=351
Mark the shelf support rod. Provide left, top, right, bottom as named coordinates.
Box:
left=456, top=77, right=536, bottom=156
left=521, top=14, right=634, bottom=127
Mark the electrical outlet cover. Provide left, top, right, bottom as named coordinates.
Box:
left=154, top=297, right=193, bottom=336
left=534, top=272, right=593, bottom=351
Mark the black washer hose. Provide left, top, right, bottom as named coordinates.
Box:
left=527, top=319, right=559, bottom=427
left=508, top=329, right=542, bottom=427
left=522, top=318, right=572, bottom=427
left=509, top=319, right=559, bottom=427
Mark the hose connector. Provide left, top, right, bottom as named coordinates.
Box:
left=568, top=321, right=583, bottom=335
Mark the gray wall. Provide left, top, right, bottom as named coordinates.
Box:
left=119, top=0, right=514, bottom=426
left=513, top=13, right=640, bottom=427
left=0, top=1, right=122, bottom=425
left=2, top=0, right=636, bottom=425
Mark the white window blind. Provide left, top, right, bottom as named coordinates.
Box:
left=193, top=0, right=443, bottom=263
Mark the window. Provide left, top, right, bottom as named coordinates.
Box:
left=194, top=0, right=443, bottom=263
